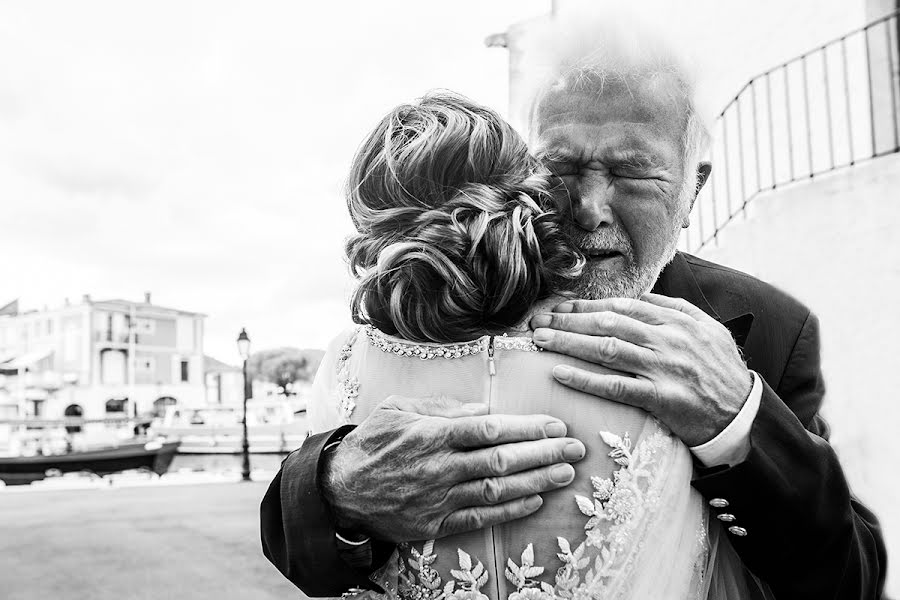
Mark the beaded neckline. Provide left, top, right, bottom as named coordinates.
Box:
left=363, top=325, right=540, bottom=360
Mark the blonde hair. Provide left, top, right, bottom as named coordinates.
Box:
left=345, top=91, right=584, bottom=343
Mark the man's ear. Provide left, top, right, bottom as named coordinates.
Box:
left=682, top=162, right=712, bottom=228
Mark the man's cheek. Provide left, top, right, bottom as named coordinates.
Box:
left=623, top=212, right=670, bottom=259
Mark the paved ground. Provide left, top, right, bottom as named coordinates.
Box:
left=0, top=482, right=305, bottom=600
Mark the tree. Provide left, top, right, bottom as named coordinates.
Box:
left=247, top=347, right=325, bottom=394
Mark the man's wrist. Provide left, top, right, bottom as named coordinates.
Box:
left=690, top=371, right=762, bottom=467
left=318, top=428, right=396, bottom=576
left=320, top=428, right=369, bottom=534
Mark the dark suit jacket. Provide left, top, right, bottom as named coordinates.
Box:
left=260, top=252, right=887, bottom=599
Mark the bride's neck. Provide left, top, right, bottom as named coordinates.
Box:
left=501, top=293, right=570, bottom=337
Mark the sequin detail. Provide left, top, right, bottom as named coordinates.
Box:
left=364, top=326, right=540, bottom=359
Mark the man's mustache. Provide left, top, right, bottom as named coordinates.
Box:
left=561, top=222, right=635, bottom=259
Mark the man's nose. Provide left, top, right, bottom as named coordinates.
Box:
left=572, top=187, right=615, bottom=231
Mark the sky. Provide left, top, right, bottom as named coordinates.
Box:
left=0, top=0, right=866, bottom=364
left=0, top=0, right=549, bottom=362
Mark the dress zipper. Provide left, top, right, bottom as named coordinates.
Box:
left=487, top=335, right=496, bottom=376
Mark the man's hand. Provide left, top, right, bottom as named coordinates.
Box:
left=322, top=395, right=586, bottom=543
left=530, top=293, right=753, bottom=447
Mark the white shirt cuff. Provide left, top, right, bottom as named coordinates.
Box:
left=689, top=371, right=762, bottom=467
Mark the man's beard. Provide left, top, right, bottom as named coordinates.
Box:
left=561, top=215, right=684, bottom=301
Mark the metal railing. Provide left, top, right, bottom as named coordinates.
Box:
left=682, top=10, right=900, bottom=253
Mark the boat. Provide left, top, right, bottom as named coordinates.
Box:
left=0, top=440, right=181, bottom=486
left=153, top=402, right=308, bottom=454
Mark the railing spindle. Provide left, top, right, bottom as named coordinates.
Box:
left=784, top=64, right=796, bottom=181
left=885, top=17, right=899, bottom=152
left=842, top=36, right=855, bottom=165
left=822, top=46, right=836, bottom=170
left=710, top=148, right=719, bottom=246
left=736, top=96, right=747, bottom=211
left=802, top=54, right=814, bottom=177
left=751, top=79, right=762, bottom=194
left=865, top=25, right=877, bottom=158
left=766, top=71, right=777, bottom=187
left=722, top=112, right=732, bottom=218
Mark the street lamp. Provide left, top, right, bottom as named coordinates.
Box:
left=237, top=328, right=252, bottom=482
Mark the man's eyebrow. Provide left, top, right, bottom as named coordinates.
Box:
left=606, top=150, right=663, bottom=169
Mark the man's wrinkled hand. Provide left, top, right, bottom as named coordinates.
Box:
left=321, top=395, right=586, bottom=543
left=530, top=293, right=753, bottom=447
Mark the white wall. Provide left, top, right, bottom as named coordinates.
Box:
left=698, top=152, right=900, bottom=596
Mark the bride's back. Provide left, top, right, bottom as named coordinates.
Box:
left=310, top=326, right=708, bottom=598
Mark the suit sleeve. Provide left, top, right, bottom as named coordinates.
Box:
left=692, top=311, right=887, bottom=599
left=260, top=425, right=388, bottom=596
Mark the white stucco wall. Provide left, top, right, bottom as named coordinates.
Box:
left=698, top=152, right=900, bottom=595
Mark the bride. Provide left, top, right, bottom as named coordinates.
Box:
left=308, top=91, right=752, bottom=599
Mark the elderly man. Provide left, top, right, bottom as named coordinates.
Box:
left=261, top=19, right=886, bottom=599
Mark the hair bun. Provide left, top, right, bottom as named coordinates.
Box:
left=345, top=91, right=584, bottom=343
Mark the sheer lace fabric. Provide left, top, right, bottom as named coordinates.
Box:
left=309, top=327, right=752, bottom=600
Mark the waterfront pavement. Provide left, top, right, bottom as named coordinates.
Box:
left=0, top=481, right=305, bottom=600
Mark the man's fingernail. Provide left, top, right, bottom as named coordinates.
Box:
left=553, top=365, right=572, bottom=381
left=530, top=314, right=552, bottom=328
left=550, top=463, right=575, bottom=483
left=545, top=421, right=567, bottom=437
left=563, top=441, right=585, bottom=460
left=461, top=403, right=487, bottom=414
left=555, top=302, right=574, bottom=313
left=533, top=329, right=553, bottom=343
left=524, top=495, right=543, bottom=510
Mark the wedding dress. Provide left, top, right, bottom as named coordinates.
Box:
left=309, top=325, right=754, bottom=600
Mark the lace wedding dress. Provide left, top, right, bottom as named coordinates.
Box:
left=309, top=326, right=753, bottom=600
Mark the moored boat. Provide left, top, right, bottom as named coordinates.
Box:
left=0, top=440, right=181, bottom=486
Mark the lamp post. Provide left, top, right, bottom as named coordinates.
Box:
left=237, top=328, right=252, bottom=482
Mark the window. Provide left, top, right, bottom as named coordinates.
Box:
left=100, top=349, right=127, bottom=385
left=153, top=396, right=177, bottom=418
left=180, top=360, right=189, bottom=383
left=64, top=404, right=84, bottom=434
left=105, top=398, right=127, bottom=413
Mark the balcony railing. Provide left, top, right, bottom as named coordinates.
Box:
left=682, top=9, right=900, bottom=253
left=94, top=331, right=130, bottom=344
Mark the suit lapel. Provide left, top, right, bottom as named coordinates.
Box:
left=652, top=252, right=754, bottom=352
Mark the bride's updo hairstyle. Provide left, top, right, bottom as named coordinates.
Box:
left=345, top=91, right=584, bottom=343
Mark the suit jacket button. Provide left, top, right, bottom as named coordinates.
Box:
left=709, top=498, right=729, bottom=508
left=728, top=526, right=748, bottom=537
left=717, top=513, right=736, bottom=522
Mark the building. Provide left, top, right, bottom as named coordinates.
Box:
left=0, top=293, right=206, bottom=423
left=203, top=355, right=244, bottom=407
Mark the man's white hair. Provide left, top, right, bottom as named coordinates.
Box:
left=514, top=7, right=714, bottom=174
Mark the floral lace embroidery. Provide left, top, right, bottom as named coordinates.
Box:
left=374, top=426, right=672, bottom=600
left=393, top=540, right=490, bottom=600
left=336, top=328, right=361, bottom=423
left=364, top=326, right=540, bottom=359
